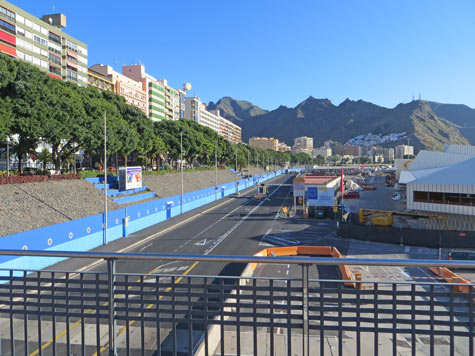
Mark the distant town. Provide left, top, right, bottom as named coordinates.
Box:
left=249, top=135, right=414, bottom=164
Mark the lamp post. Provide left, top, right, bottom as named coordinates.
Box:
left=235, top=144, right=238, bottom=194
left=215, top=139, right=218, bottom=200
left=6, top=136, right=10, bottom=177
left=104, top=110, right=108, bottom=245
left=180, top=130, right=184, bottom=214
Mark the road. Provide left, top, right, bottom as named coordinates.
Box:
left=2, top=172, right=473, bottom=356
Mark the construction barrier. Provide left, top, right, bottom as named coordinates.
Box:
left=252, top=246, right=356, bottom=287
left=429, top=267, right=471, bottom=293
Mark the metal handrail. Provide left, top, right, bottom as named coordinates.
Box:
left=1, top=249, right=475, bottom=268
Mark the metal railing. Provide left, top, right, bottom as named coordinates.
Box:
left=0, top=250, right=473, bottom=356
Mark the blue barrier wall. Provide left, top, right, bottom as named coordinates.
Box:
left=0, top=169, right=301, bottom=272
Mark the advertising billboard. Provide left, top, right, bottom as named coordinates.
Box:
left=119, top=166, right=143, bottom=191
left=307, top=186, right=334, bottom=206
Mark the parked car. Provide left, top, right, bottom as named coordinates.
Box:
left=448, top=250, right=475, bottom=261
left=343, top=191, right=360, bottom=199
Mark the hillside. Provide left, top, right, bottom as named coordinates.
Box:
left=207, top=96, right=268, bottom=124
left=213, top=96, right=471, bottom=151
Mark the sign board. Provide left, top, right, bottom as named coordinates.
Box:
left=293, top=177, right=305, bottom=197
left=119, top=166, right=143, bottom=191
left=296, top=196, right=304, bottom=206
left=307, top=186, right=335, bottom=207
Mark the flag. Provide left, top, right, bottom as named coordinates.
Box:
left=340, top=168, right=344, bottom=193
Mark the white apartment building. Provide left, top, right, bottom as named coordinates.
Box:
left=395, top=145, right=414, bottom=159
left=185, top=97, right=241, bottom=144
left=293, top=136, right=314, bottom=156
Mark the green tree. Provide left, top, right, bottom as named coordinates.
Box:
left=36, top=148, right=52, bottom=170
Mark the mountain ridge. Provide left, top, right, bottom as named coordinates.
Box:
left=209, top=97, right=475, bottom=151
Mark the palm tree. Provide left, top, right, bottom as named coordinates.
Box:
left=36, top=148, right=51, bottom=171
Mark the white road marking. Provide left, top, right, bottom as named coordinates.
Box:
left=205, top=185, right=283, bottom=255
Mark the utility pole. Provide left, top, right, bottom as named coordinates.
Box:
left=104, top=111, right=108, bottom=245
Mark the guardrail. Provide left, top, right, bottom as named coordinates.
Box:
left=0, top=250, right=473, bottom=356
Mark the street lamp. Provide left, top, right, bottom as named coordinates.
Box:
left=180, top=130, right=184, bottom=214
left=104, top=110, right=109, bottom=245
left=235, top=144, right=238, bottom=194
left=6, top=136, right=10, bottom=177
left=215, top=139, right=218, bottom=200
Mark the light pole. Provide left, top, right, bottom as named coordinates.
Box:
left=6, top=136, right=10, bottom=177
left=235, top=144, right=238, bottom=194
left=215, top=139, right=218, bottom=200
left=180, top=130, right=184, bottom=214
left=104, top=110, right=108, bottom=245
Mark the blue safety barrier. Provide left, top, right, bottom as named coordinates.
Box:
left=0, top=168, right=302, bottom=272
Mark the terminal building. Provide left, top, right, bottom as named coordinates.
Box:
left=402, top=144, right=475, bottom=230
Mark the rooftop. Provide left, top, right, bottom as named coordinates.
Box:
left=304, top=174, right=340, bottom=185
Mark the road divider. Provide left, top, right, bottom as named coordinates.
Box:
left=251, top=246, right=356, bottom=288
left=429, top=266, right=471, bottom=293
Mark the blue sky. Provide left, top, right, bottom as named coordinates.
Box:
left=11, top=0, right=475, bottom=110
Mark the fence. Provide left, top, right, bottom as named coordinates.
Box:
left=0, top=250, right=473, bottom=356
left=338, top=220, right=475, bottom=249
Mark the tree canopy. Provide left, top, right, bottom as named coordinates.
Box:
left=0, top=53, right=306, bottom=173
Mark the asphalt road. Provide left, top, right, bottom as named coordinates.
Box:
left=4, top=171, right=473, bottom=356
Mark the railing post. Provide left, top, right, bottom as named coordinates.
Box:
left=301, top=264, right=309, bottom=356
left=107, top=258, right=117, bottom=356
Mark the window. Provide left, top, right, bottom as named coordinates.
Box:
left=49, top=65, right=61, bottom=76
left=24, top=19, right=32, bottom=28
left=445, top=193, right=460, bottom=204
left=428, top=192, right=443, bottom=203
left=66, top=70, right=77, bottom=81
left=16, top=26, right=24, bottom=36
left=0, top=6, right=15, bottom=23
left=66, top=40, right=78, bottom=52
left=66, top=54, right=77, bottom=63
left=49, top=31, right=61, bottom=44
left=0, top=18, right=15, bottom=34
left=48, top=53, right=61, bottom=65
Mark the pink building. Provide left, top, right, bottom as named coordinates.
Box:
left=89, top=64, right=148, bottom=115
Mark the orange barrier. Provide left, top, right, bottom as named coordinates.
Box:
left=252, top=246, right=356, bottom=288
left=429, top=267, right=471, bottom=293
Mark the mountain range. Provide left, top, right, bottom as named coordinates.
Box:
left=208, top=96, right=475, bottom=151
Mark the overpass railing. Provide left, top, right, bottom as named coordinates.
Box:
left=0, top=250, right=473, bottom=356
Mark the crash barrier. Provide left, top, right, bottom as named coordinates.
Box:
left=251, top=246, right=355, bottom=287
left=0, top=250, right=473, bottom=356
left=338, top=220, right=475, bottom=249
left=429, top=266, right=471, bottom=293
left=0, top=169, right=302, bottom=271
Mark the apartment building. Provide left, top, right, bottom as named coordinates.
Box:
left=88, top=67, right=114, bottom=92
left=395, top=144, right=414, bottom=159
left=122, top=64, right=186, bottom=121
left=249, top=137, right=279, bottom=151
left=0, top=0, right=88, bottom=85
left=278, top=142, right=291, bottom=152
left=293, top=136, right=314, bottom=156
left=89, top=64, right=147, bottom=115
left=185, top=97, right=241, bottom=144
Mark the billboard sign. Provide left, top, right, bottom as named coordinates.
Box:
left=293, top=177, right=305, bottom=196
left=307, top=186, right=334, bottom=206
left=119, top=166, right=143, bottom=191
